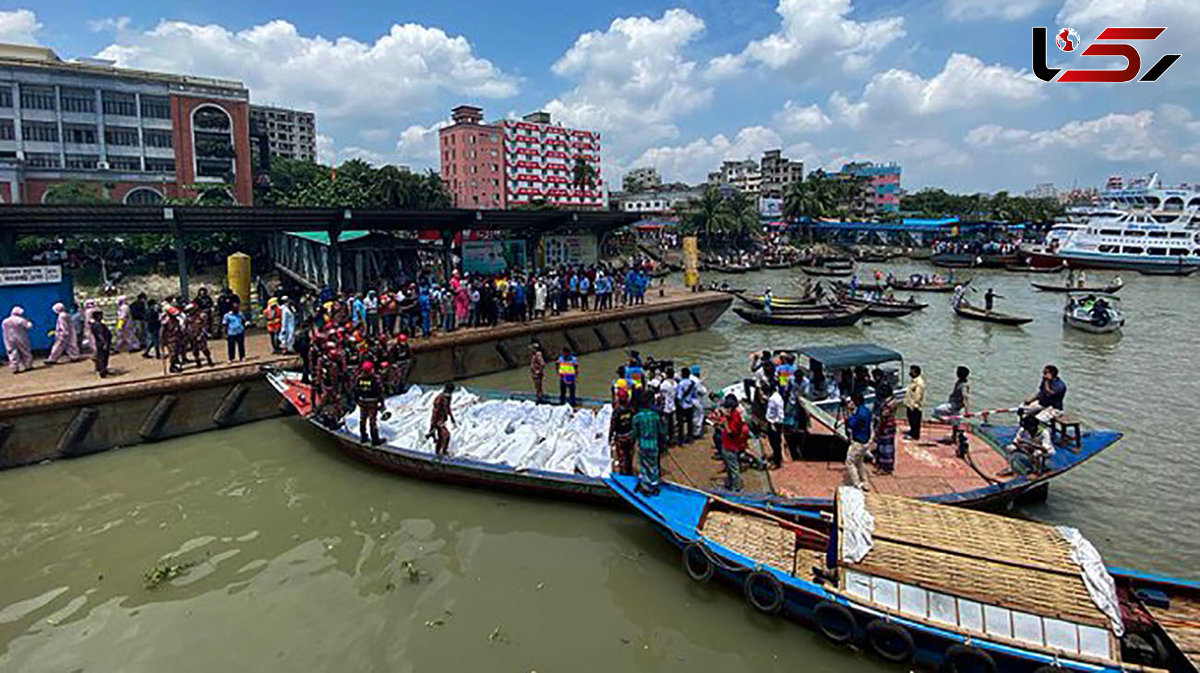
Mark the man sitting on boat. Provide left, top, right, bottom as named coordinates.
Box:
left=1005, top=413, right=1055, bottom=474
left=1020, top=364, right=1067, bottom=423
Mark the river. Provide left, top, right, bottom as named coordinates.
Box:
left=1, top=263, right=1196, bottom=672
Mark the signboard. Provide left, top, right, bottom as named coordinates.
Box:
left=543, top=235, right=597, bottom=268
left=0, top=266, right=62, bottom=286
left=462, top=240, right=526, bottom=275
left=760, top=197, right=783, bottom=218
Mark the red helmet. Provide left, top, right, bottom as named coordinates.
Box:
left=380, top=361, right=390, bottom=368
left=361, top=361, right=375, bottom=373
left=399, top=334, right=408, bottom=343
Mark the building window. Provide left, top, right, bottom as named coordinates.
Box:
left=145, top=158, right=175, bottom=173
left=104, top=126, right=139, bottom=146
left=144, top=129, right=173, bottom=148
left=0, top=86, right=10, bottom=108
left=60, top=88, right=95, bottom=113
left=140, top=96, right=171, bottom=119
left=62, top=124, right=98, bottom=144
left=0, top=119, right=12, bottom=140
left=124, top=187, right=164, bottom=204
left=21, top=121, right=58, bottom=142
left=101, top=91, right=137, bottom=116
left=25, top=153, right=60, bottom=168
left=65, top=154, right=100, bottom=170
left=108, top=156, right=142, bottom=171
left=20, top=85, right=56, bottom=110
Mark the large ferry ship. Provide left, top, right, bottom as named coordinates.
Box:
left=1026, top=174, right=1200, bottom=270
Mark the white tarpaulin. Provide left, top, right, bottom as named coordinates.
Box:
left=1056, top=526, right=1125, bottom=636
left=343, top=386, right=612, bottom=478
left=838, top=486, right=875, bottom=563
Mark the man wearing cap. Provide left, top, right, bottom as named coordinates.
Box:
left=354, top=361, right=384, bottom=445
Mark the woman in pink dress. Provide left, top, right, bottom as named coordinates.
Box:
left=454, top=284, right=470, bottom=329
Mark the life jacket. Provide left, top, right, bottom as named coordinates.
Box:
left=776, top=363, right=796, bottom=387
left=558, top=356, right=577, bottom=383
left=265, top=305, right=282, bottom=332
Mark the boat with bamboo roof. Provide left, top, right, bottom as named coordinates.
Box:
left=608, top=477, right=1200, bottom=673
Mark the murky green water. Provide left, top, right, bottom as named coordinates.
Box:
left=1, top=263, right=1196, bottom=672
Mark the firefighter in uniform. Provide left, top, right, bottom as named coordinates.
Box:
left=354, top=361, right=384, bottom=445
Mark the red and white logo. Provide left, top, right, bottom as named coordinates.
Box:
left=1033, top=27, right=1181, bottom=83
left=1056, top=28, right=1080, bottom=52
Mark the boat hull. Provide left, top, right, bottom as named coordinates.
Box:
left=1064, top=314, right=1124, bottom=334
left=733, top=306, right=867, bottom=327
left=1027, top=248, right=1198, bottom=272
left=954, top=304, right=1033, bottom=326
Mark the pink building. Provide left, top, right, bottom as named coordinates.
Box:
left=439, top=107, right=603, bottom=210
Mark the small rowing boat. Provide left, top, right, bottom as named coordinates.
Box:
left=1005, top=263, right=1064, bottom=274
left=953, top=301, right=1033, bottom=326
left=1032, top=279, right=1124, bottom=293
left=889, top=278, right=968, bottom=293
left=735, top=293, right=820, bottom=310
left=799, top=265, right=853, bottom=278
left=733, top=305, right=867, bottom=327
left=842, top=296, right=928, bottom=318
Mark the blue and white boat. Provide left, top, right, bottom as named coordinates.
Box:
left=608, top=476, right=1200, bottom=673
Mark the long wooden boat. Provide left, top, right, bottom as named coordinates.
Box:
left=1006, top=263, right=1064, bottom=274
left=710, top=264, right=751, bottom=274
left=734, top=293, right=820, bottom=310
left=843, top=296, right=928, bottom=317
left=930, top=253, right=978, bottom=268
left=954, top=302, right=1033, bottom=326
left=889, top=278, right=968, bottom=293
left=608, top=477, right=1200, bottom=673
left=266, top=371, right=1123, bottom=513
left=764, top=260, right=795, bottom=269
left=1032, top=280, right=1124, bottom=293
left=799, top=265, right=854, bottom=278
left=734, top=305, right=867, bottom=327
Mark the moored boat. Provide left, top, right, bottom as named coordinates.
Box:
left=842, top=296, right=928, bottom=318
left=890, top=278, right=969, bottom=293
left=608, top=478, right=1200, bottom=673
left=953, top=301, right=1034, bottom=326
left=930, top=252, right=978, bottom=268
left=1063, top=293, right=1124, bottom=334
left=1005, top=263, right=1065, bottom=274
left=734, top=293, right=820, bottom=310
left=733, top=305, right=867, bottom=327
left=1032, top=279, right=1124, bottom=294
left=799, top=265, right=854, bottom=278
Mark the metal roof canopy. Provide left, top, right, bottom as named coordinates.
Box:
left=0, top=205, right=641, bottom=236
left=795, top=343, right=904, bottom=370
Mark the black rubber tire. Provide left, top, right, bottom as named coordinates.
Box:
left=743, top=571, right=785, bottom=613
left=943, top=644, right=996, bottom=673
left=866, top=619, right=915, bottom=663
left=682, top=543, right=714, bottom=583
left=813, top=601, right=856, bottom=644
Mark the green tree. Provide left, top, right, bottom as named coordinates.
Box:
left=43, top=180, right=110, bottom=204
left=571, top=155, right=598, bottom=192
left=720, top=189, right=760, bottom=242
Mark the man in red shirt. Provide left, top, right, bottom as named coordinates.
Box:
left=719, top=394, right=749, bottom=491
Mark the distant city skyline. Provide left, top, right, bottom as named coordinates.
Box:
left=5, top=1, right=1195, bottom=193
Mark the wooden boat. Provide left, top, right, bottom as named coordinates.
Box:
left=711, top=264, right=751, bottom=274
left=735, top=293, right=819, bottom=310
left=764, top=260, right=795, bottom=270
left=608, top=477, right=1200, bottom=673
left=1063, top=293, right=1124, bottom=334
left=267, top=368, right=1124, bottom=512
left=832, top=280, right=889, bottom=293
left=799, top=265, right=853, bottom=278
left=889, top=278, right=969, bottom=293
left=733, top=305, right=867, bottom=327
left=823, top=258, right=854, bottom=270
left=842, top=296, right=928, bottom=318
left=930, top=253, right=978, bottom=268
left=1138, top=265, right=1198, bottom=277
left=709, top=285, right=748, bottom=294
left=1032, top=280, right=1124, bottom=294
left=1005, top=264, right=1064, bottom=274
left=954, top=301, right=1033, bottom=326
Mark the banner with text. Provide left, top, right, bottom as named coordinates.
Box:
left=0, top=266, right=63, bottom=287
left=542, top=235, right=598, bottom=268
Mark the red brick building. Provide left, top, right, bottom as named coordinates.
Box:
left=0, top=43, right=253, bottom=205
left=439, top=106, right=603, bottom=210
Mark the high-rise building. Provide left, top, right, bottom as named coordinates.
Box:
left=759, top=149, right=803, bottom=200
left=622, top=166, right=661, bottom=193
left=1025, top=182, right=1057, bottom=199
left=250, top=104, right=316, bottom=162
left=0, top=43, right=254, bottom=204
left=838, top=161, right=901, bottom=214
left=438, top=106, right=603, bottom=210
left=708, top=159, right=761, bottom=198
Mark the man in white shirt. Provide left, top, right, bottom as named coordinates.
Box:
left=659, top=368, right=677, bottom=447
left=764, top=383, right=786, bottom=469
left=1005, top=414, right=1055, bottom=474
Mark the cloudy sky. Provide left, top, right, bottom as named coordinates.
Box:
left=5, top=1, right=1197, bottom=193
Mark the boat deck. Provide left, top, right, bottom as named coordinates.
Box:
left=1148, top=594, right=1200, bottom=669
left=662, top=422, right=1010, bottom=503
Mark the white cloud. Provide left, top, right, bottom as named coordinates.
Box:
left=776, top=101, right=832, bottom=133
left=945, top=0, right=1048, bottom=21
left=337, top=146, right=388, bottom=165
left=630, top=126, right=783, bottom=184
left=0, top=9, right=41, bottom=45
left=889, top=137, right=970, bottom=167
left=545, top=9, right=711, bottom=150
left=87, top=16, right=131, bottom=33
left=710, top=0, right=905, bottom=77
left=966, top=110, right=1160, bottom=161
left=830, top=53, right=1043, bottom=127
left=96, top=19, right=518, bottom=123
left=315, top=134, right=336, bottom=166
left=395, top=121, right=450, bottom=166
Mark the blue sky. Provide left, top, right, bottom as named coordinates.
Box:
left=5, top=0, right=1198, bottom=193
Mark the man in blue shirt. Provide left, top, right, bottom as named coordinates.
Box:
left=1022, top=364, right=1067, bottom=423
left=843, top=391, right=873, bottom=490
left=222, top=302, right=246, bottom=362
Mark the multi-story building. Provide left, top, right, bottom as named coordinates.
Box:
left=759, top=149, right=803, bottom=200
left=0, top=42, right=254, bottom=204
left=622, top=166, right=661, bottom=193
left=1025, top=182, right=1057, bottom=200
left=838, top=161, right=901, bottom=214
left=707, top=159, right=761, bottom=199
left=249, top=104, right=316, bottom=162
left=610, top=185, right=703, bottom=213
left=438, top=106, right=603, bottom=210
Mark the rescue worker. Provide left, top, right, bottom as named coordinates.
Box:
left=529, top=342, right=546, bottom=402
left=394, top=334, right=412, bottom=394
left=2, top=306, right=33, bottom=374
left=91, top=309, right=113, bottom=378
left=609, top=394, right=635, bottom=475
left=112, top=296, right=140, bottom=352
left=557, top=347, right=578, bottom=406
left=185, top=305, right=214, bottom=367
left=263, top=297, right=283, bottom=353
left=279, top=297, right=296, bottom=353
left=45, top=302, right=80, bottom=365
left=354, top=361, right=384, bottom=445
left=162, top=306, right=186, bottom=373
left=428, top=383, right=456, bottom=457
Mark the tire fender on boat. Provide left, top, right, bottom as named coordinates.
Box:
left=943, top=644, right=996, bottom=673
left=866, top=619, right=915, bottom=663
left=813, top=601, right=856, bottom=644
left=743, top=571, right=785, bottom=613
left=682, top=543, right=714, bottom=583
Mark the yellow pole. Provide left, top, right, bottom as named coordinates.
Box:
left=227, top=252, right=251, bottom=310
left=683, top=236, right=700, bottom=290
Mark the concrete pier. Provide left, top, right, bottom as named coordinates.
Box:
left=0, top=289, right=732, bottom=469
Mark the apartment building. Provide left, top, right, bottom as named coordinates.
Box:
left=838, top=161, right=902, bottom=214
left=0, top=42, right=254, bottom=204
left=759, top=149, right=803, bottom=200
left=250, top=104, right=316, bottom=162
left=622, top=166, right=661, bottom=193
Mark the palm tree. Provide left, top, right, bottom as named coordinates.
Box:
left=571, top=155, right=598, bottom=192
left=722, top=189, right=761, bottom=243
left=688, top=185, right=730, bottom=244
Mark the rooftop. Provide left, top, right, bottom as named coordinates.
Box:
left=0, top=41, right=246, bottom=92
